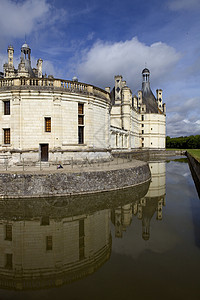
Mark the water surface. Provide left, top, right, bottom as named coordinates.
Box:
left=0, top=158, right=199, bottom=300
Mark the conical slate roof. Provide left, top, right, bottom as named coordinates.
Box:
left=142, top=87, right=159, bottom=113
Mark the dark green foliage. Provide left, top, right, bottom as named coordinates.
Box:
left=166, top=135, right=200, bottom=149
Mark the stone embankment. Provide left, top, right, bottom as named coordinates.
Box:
left=0, top=159, right=151, bottom=199
left=112, top=149, right=186, bottom=161
left=186, top=152, right=200, bottom=197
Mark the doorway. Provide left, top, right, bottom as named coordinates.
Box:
left=40, top=144, right=49, bottom=161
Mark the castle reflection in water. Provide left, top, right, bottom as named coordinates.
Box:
left=111, top=161, right=166, bottom=240
left=0, top=161, right=165, bottom=290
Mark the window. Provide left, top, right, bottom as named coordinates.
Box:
left=4, top=128, right=10, bottom=144
left=78, top=115, right=84, bottom=125
left=142, top=130, right=144, bottom=134
left=46, top=236, right=52, bottom=250
left=45, top=117, right=51, bottom=132
left=141, top=115, right=144, bottom=121
left=78, top=103, right=84, bottom=144
left=142, top=124, right=144, bottom=127
left=41, top=216, right=50, bottom=226
left=78, top=103, right=84, bottom=114
left=4, top=101, right=10, bottom=115
left=116, top=135, right=118, bottom=147
left=5, top=254, right=13, bottom=269
left=5, top=225, right=12, bottom=241
left=78, top=127, right=84, bottom=144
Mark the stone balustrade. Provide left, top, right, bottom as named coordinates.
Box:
left=0, top=77, right=110, bottom=101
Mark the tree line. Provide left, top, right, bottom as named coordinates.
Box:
left=166, top=135, right=200, bottom=149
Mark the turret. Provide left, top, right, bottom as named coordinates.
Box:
left=121, top=86, right=132, bottom=130
left=133, top=95, right=138, bottom=110
left=21, top=42, right=31, bottom=61
left=114, top=75, right=123, bottom=104
left=37, top=58, right=43, bottom=78
left=7, top=45, right=14, bottom=68
left=18, top=42, right=34, bottom=77
left=138, top=90, right=142, bottom=106
left=156, top=89, right=163, bottom=111
left=142, top=68, right=150, bottom=93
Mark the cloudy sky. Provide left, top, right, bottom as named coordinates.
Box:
left=0, top=0, right=199, bottom=137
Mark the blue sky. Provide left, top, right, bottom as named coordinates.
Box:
left=0, top=0, right=200, bottom=137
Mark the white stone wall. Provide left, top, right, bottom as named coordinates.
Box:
left=140, top=113, right=166, bottom=149
left=0, top=88, right=111, bottom=164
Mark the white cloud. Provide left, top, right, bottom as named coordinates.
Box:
left=183, top=119, right=190, bottom=124
left=0, top=53, right=7, bottom=73
left=76, top=37, right=181, bottom=91
left=166, top=95, right=200, bottom=137
left=168, top=0, right=200, bottom=11
left=167, top=118, right=200, bottom=137
left=0, top=0, right=51, bottom=39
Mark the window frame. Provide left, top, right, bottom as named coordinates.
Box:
left=5, top=224, right=12, bottom=241
left=3, top=128, right=10, bottom=144
left=4, top=100, right=10, bottom=115
left=45, top=117, right=51, bottom=132
left=46, top=236, right=53, bottom=251
left=78, top=103, right=84, bottom=144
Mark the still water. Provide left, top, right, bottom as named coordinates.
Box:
left=0, top=157, right=200, bottom=300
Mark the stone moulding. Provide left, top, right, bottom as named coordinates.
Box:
left=0, top=162, right=151, bottom=199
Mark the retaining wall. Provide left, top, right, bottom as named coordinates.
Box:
left=0, top=162, right=151, bottom=199
left=112, top=149, right=186, bottom=161
left=186, top=152, right=200, bottom=197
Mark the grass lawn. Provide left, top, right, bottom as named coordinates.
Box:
left=187, top=149, right=200, bottom=162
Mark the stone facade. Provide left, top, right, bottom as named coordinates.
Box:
left=0, top=43, right=166, bottom=165
left=109, top=69, right=166, bottom=150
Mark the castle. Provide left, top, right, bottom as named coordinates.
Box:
left=0, top=43, right=166, bottom=165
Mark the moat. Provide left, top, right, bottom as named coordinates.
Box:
left=0, top=157, right=199, bottom=300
